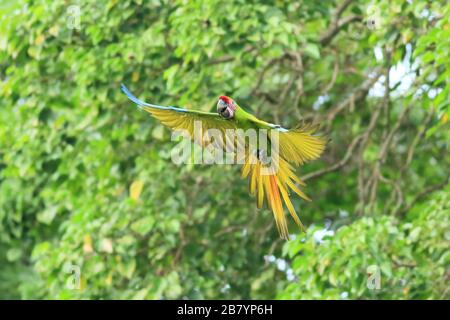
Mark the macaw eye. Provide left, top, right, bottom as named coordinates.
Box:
left=221, top=108, right=231, bottom=119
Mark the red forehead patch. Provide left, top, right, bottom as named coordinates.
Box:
left=219, top=95, right=232, bottom=104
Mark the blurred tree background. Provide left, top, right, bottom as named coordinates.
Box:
left=0, top=0, right=448, bottom=299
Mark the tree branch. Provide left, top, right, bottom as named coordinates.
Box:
left=324, top=70, right=382, bottom=125
left=319, top=0, right=362, bottom=46
left=396, top=175, right=450, bottom=217
left=301, top=134, right=363, bottom=181
left=208, top=46, right=256, bottom=65
left=320, top=15, right=363, bottom=46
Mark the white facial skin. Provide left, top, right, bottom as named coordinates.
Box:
left=217, top=98, right=235, bottom=119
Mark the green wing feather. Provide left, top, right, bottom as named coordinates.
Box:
left=122, top=85, right=238, bottom=149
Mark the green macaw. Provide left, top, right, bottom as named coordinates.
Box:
left=121, top=84, right=326, bottom=239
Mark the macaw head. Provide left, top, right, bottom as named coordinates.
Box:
left=217, top=95, right=236, bottom=119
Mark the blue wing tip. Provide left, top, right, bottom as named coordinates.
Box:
left=120, top=83, right=182, bottom=112
left=120, top=83, right=130, bottom=96
left=120, top=83, right=145, bottom=109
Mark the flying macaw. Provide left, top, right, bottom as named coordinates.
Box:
left=121, top=84, right=326, bottom=239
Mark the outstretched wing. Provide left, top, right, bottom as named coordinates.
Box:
left=122, top=84, right=237, bottom=148
left=245, top=116, right=327, bottom=166
left=277, top=123, right=327, bottom=166
left=249, top=121, right=326, bottom=166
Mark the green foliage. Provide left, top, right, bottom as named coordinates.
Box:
left=0, top=0, right=448, bottom=299
left=278, top=191, right=449, bottom=299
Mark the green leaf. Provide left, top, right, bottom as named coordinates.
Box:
left=131, top=216, right=155, bottom=235
left=303, top=43, right=321, bottom=59
left=7, top=248, right=22, bottom=262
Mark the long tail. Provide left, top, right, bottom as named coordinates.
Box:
left=241, top=153, right=309, bottom=240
